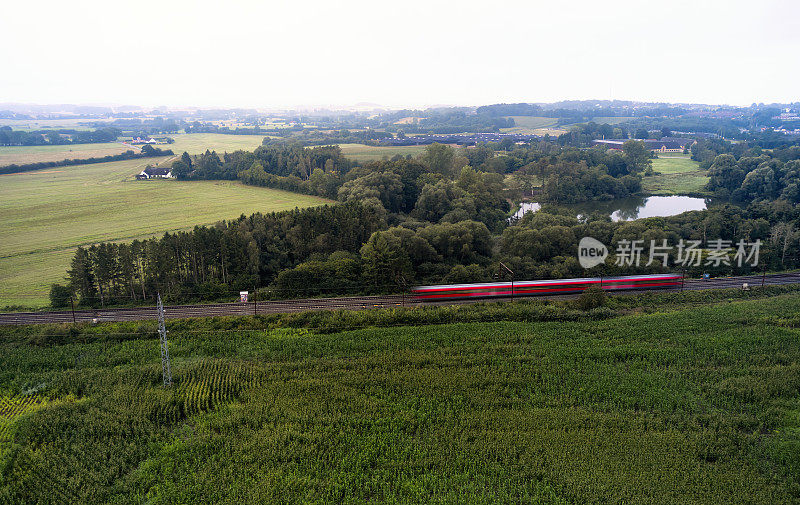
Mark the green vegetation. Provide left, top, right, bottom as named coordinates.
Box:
left=336, top=143, right=427, bottom=161
left=59, top=141, right=800, bottom=310
left=506, top=116, right=559, bottom=128
left=0, top=118, right=95, bottom=131
left=576, top=116, right=634, bottom=125
left=0, top=142, right=133, bottom=166
left=0, top=145, right=173, bottom=175
left=0, top=133, right=268, bottom=168
left=0, top=395, right=49, bottom=444
left=705, top=152, right=800, bottom=204
left=1, top=292, right=799, bottom=503
left=0, top=158, right=330, bottom=307
left=642, top=172, right=710, bottom=195
left=651, top=154, right=699, bottom=174
left=500, top=116, right=567, bottom=135
left=158, top=133, right=269, bottom=156
left=643, top=155, right=709, bottom=195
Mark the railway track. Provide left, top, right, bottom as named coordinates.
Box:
left=1, top=272, right=799, bottom=326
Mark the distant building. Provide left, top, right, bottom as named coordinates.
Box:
left=130, top=137, right=162, bottom=145
left=592, top=138, right=693, bottom=153
left=136, top=166, right=174, bottom=179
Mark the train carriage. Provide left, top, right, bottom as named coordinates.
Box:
left=413, top=273, right=682, bottom=301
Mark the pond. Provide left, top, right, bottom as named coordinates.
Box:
left=512, top=196, right=708, bottom=222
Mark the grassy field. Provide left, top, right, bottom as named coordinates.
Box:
left=500, top=116, right=568, bottom=135
left=644, top=154, right=709, bottom=195
left=158, top=133, right=269, bottom=155
left=1, top=292, right=798, bottom=503
left=0, top=142, right=134, bottom=166
left=336, top=143, right=427, bottom=161
left=583, top=116, right=634, bottom=125
left=507, top=116, right=559, bottom=128
left=0, top=157, right=330, bottom=307
left=0, top=118, right=95, bottom=131
left=0, top=133, right=270, bottom=168
left=652, top=154, right=699, bottom=174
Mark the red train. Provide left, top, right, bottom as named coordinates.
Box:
left=412, top=273, right=683, bottom=301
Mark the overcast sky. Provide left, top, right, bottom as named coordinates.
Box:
left=1, top=0, right=798, bottom=109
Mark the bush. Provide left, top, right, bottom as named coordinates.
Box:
left=574, top=286, right=606, bottom=311
left=49, top=284, right=73, bottom=308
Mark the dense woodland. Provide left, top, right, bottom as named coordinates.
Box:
left=54, top=139, right=800, bottom=306
left=173, top=140, right=649, bottom=204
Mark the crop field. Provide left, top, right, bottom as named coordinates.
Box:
left=645, top=155, right=709, bottom=195
left=0, top=133, right=272, bottom=166
left=0, top=133, right=271, bottom=168
left=0, top=395, right=47, bottom=443
left=0, top=142, right=134, bottom=166
left=0, top=292, right=798, bottom=503
left=160, top=133, right=269, bottom=155
left=0, top=157, right=330, bottom=307
left=336, top=143, right=427, bottom=161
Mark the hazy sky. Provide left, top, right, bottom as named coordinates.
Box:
left=1, top=0, right=798, bottom=109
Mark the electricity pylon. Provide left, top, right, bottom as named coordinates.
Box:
left=157, top=293, right=172, bottom=386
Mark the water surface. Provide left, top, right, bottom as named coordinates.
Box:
left=513, top=196, right=707, bottom=222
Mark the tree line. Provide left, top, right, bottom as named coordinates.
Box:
left=705, top=152, right=800, bottom=204
left=0, top=126, right=121, bottom=146
left=693, top=137, right=800, bottom=168
left=55, top=203, right=383, bottom=307
left=172, top=139, right=650, bottom=205
left=54, top=198, right=800, bottom=307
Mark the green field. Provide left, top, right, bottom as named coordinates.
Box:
left=159, top=133, right=269, bottom=156
left=0, top=142, right=134, bottom=166
left=0, top=157, right=330, bottom=307
left=583, top=116, right=634, bottom=125
left=644, top=155, right=709, bottom=195
left=1, top=291, right=799, bottom=503
left=500, top=116, right=568, bottom=135
left=652, top=154, right=698, bottom=174
left=0, top=118, right=96, bottom=131
left=0, top=133, right=271, bottom=168
left=336, top=143, right=427, bottom=161
left=500, top=116, right=633, bottom=135
left=507, top=116, right=559, bottom=128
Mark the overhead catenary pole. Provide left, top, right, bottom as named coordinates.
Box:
left=498, top=262, right=515, bottom=300
left=157, top=293, right=172, bottom=387
left=397, top=275, right=408, bottom=308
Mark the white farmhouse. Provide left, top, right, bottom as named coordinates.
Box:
left=136, top=166, right=174, bottom=179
